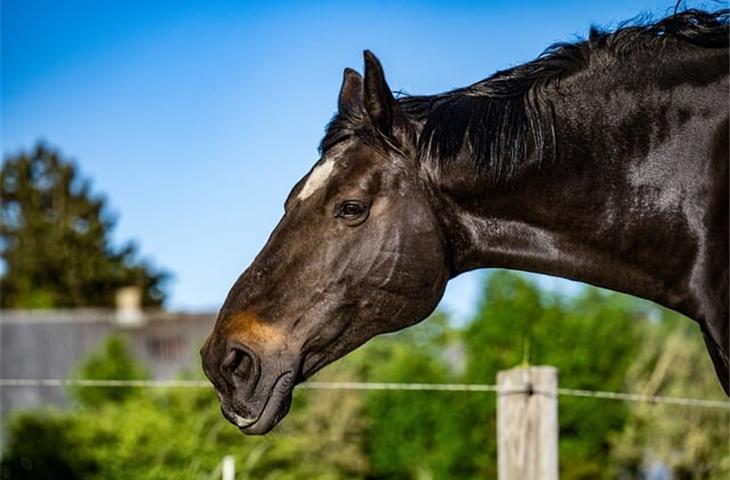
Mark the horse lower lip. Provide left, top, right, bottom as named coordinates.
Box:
left=240, top=397, right=290, bottom=434
left=234, top=416, right=258, bottom=429
left=236, top=371, right=294, bottom=434
left=222, top=406, right=257, bottom=428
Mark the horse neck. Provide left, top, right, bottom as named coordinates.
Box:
left=427, top=45, right=729, bottom=324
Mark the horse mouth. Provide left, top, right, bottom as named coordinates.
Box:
left=221, top=370, right=295, bottom=435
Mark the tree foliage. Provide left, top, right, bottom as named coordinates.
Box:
left=360, top=271, right=646, bottom=479
left=610, top=311, right=729, bottom=479
left=0, top=143, right=168, bottom=308
left=69, top=335, right=149, bottom=408
left=356, top=313, right=478, bottom=479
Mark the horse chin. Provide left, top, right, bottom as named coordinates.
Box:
left=240, top=391, right=293, bottom=435
left=223, top=370, right=296, bottom=435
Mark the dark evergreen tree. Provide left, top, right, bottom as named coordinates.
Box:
left=0, top=143, right=168, bottom=308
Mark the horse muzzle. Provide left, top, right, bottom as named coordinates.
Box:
left=201, top=338, right=298, bottom=434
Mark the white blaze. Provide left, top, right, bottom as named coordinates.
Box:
left=297, top=157, right=336, bottom=201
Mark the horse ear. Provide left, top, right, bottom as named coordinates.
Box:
left=363, top=50, right=404, bottom=137
left=338, top=68, right=363, bottom=115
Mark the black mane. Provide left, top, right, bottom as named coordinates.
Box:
left=321, top=7, right=729, bottom=186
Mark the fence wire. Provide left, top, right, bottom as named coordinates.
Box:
left=1, top=378, right=728, bottom=409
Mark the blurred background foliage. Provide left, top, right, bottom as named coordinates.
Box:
left=2, top=271, right=727, bottom=480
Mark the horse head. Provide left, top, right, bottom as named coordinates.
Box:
left=201, top=51, right=450, bottom=434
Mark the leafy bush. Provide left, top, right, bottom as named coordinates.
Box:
left=70, top=335, right=149, bottom=408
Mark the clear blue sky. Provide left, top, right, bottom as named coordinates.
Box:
left=2, top=0, right=717, bottom=318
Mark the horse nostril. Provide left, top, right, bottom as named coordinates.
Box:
left=221, top=347, right=241, bottom=371
left=220, top=346, right=255, bottom=384
left=237, top=354, right=254, bottom=379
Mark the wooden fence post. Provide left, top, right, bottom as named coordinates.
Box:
left=497, top=365, right=558, bottom=480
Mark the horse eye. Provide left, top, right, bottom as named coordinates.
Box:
left=335, top=200, right=369, bottom=225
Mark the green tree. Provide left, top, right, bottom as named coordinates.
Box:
left=610, top=310, right=729, bottom=479
left=355, top=313, right=478, bottom=479
left=0, top=143, right=168, bottom=308
left=331, top=271, right=649, bottom=479
left=463, top=271, right=645, bottom=479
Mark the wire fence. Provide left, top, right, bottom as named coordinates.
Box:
left=1, top=378, right=728, bottom=409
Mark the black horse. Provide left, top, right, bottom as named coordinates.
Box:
left=202, top=8, right=729, bottom=434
